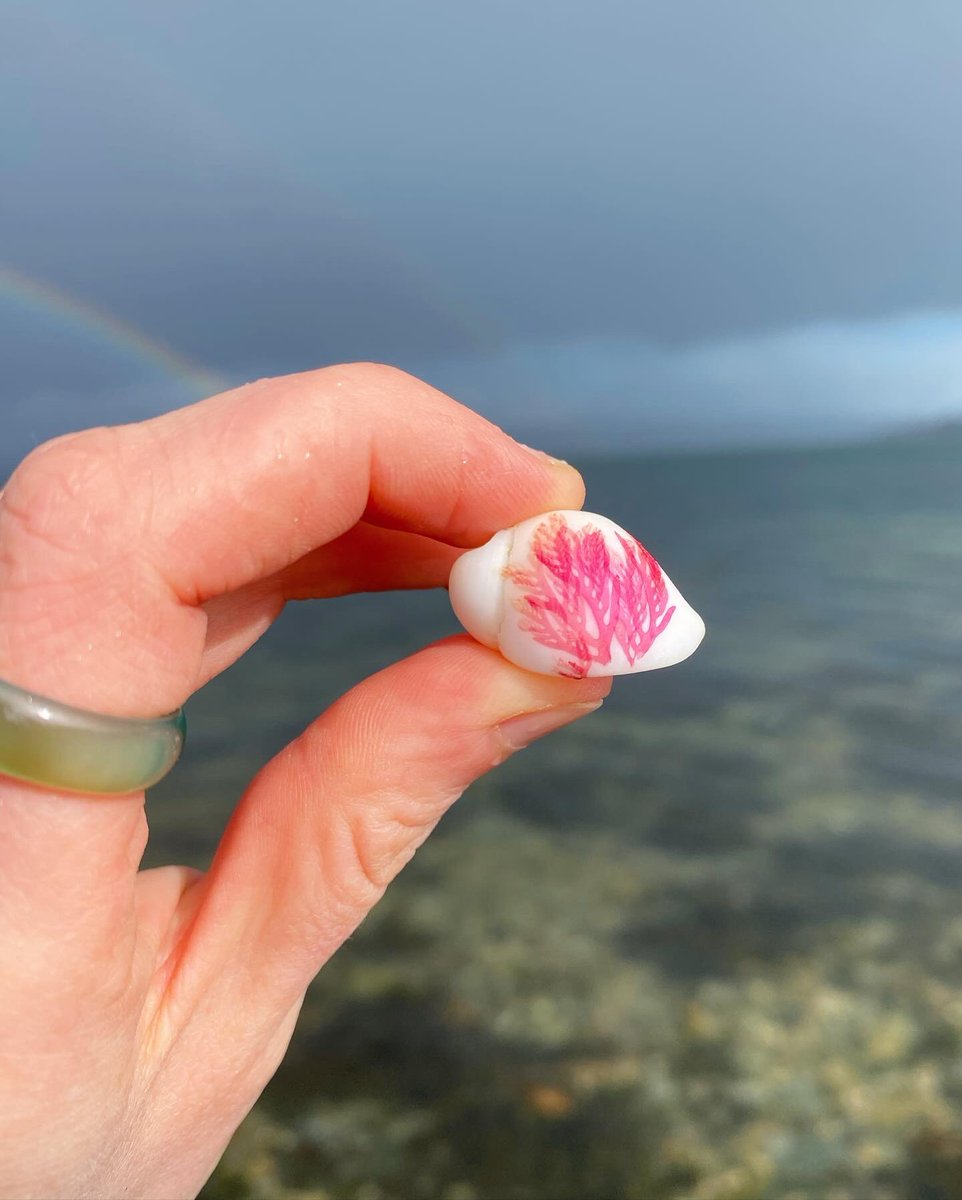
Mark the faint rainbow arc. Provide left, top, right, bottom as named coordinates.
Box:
left=0, top=264, right=227, bottom=396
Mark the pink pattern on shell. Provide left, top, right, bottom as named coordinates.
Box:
left=506, top=514, right=676, bottom=678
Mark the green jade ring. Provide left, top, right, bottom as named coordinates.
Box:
left=0, top=677, right=185, bottom=796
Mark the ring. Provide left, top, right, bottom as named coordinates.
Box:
left=0, top=677, right=186, bottom=796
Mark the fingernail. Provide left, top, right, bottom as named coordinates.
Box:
left=497, top=700, right=604, bottom=751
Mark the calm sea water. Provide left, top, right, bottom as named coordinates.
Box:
left=141, top=437, right=962, bottom=1200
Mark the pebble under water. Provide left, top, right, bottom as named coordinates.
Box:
left=143, top=436, right=962, bottom=1200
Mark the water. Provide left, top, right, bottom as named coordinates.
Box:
left=140, top=437, right=962, bottom=1199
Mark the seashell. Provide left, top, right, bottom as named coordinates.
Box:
left=449, top=510, right=705, bottom=678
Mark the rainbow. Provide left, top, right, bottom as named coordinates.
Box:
left=0, top=264, right=226, bottom=397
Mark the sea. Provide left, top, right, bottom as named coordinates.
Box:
left=23, top=436, right=962, bottom=1198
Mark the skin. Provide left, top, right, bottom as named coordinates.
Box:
left=0, top=364, right=611, bottom=1199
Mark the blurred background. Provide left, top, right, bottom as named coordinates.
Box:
left=4, top=3, right=962, bottom=1197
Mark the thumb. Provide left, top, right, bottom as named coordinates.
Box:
left=151, top=636, right=609, bottom=1060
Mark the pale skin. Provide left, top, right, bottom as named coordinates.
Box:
left=0, top=364, right=610, bottom=1199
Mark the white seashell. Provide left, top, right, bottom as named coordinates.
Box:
left=449, top=510, right=705, bottom=678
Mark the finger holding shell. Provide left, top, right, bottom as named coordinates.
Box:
left=449, top=510, right=705, bottom=678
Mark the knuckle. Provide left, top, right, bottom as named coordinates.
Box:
left=1, top=428, right=131, bottom=558
left=329, top=805, right=439, bottom=927
left=264, top=742, right=392, bottom=932
left=331, top=782, right=452, bottom=916
left=343, top=795, right=418, bottom=897
left=326, top=361, right=420, bottom=395
left=332, top=810, right=393, bottom=913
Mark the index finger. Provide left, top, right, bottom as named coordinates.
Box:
left=0, top=363, right=584, bottom=718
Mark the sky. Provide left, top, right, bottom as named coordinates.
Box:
left=3, top=0, right=962, bottom=464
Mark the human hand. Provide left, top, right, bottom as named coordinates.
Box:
left=0, top=365, right=610, bottom=1199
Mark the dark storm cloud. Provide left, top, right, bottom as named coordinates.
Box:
left=3, top=0, right=962, bottom=450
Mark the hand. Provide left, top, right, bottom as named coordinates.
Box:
left=0, top=365, right=610, bottom=1199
